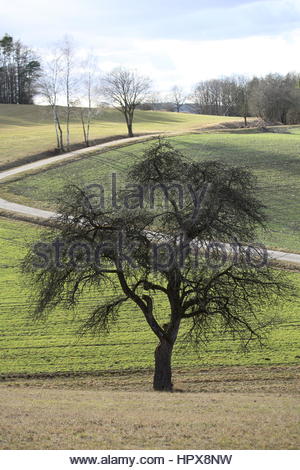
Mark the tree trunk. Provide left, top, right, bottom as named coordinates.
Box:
left=52, top=106, right=60, bottom=149
left=153, top=339, right=173, bottom=391
left=80, top=112, right=87, bottom=146
left=244, top=115, right=247, bottom=127
left=54, top=108, right=64, bottom=152
left=86, top=112, right=91, bottom=147
left=66, top=104, right=70, bottom=150
left=58, top=121, right=64, bottom=152
left=127, top=121, right=134, bottom=137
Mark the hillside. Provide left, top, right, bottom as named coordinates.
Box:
left=0, top=104, right=240, bottom=168
left=0, top=215, right=299, bottom=376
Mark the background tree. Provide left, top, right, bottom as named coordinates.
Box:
left=77, top=54, right=101, bottom=147
left=38, top=50, right=65, bottom=152
left=102, top=68, right=151, bottom=137
left=138, top=91, right=161, bottom=111
left=249, top=73, right=300, bottom=124
left=38, top=38, right=81, bottom=152
left=191, top=74, right=300, bottom=124
left=192, top=79, right=223, bottom=115
left=192, top=77, right=246, bottom=117
left=170, top=85, right=186, bottom=112
left=0, top=33, right=40, bottom=104
left=23, top=139, right=289, bottom=391
left=61, top=37, right=77, bottom=151
left=235, top=75, right=251, bottom=126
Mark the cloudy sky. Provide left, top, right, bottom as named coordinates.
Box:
left=2, top=0, right=300, bottom=92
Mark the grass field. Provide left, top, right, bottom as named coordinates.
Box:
left=0, top=217, right=299, bottom=376
left=1, top=131, right=300, bottom=252
left=0, top=142, right=299, bottom=451
left=0, top=368, right=299, bottom=449
left=0, top=104, right=239, bottom=168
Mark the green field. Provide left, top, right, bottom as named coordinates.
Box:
left=0, top=104, right=239, bottom=167
left=0, top=217, right=299, bottom=376
left=1, top=131, right=300, bottom=252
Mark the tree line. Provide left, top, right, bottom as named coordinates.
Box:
left=191, top=73, right=300, bottom=125
left=1, top=34, right=300, bottom=148
left=0, top=34, right=40, bottom=104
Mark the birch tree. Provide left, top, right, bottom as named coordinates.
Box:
left=78, top=55, right=100, bottom=147
left=38, top=51, right=64, bottom=152
left=61, top=37, right=76, bottom=151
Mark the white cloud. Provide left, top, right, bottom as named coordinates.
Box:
left=2, top=0, right=300, bottom=92
left=75, top=30, right=300, bottom=92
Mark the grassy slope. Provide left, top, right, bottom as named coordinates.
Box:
left=1, top=131, right=300, bottom=252
left=0, top=217, right=299, bottom=375
left=0, top=104, right=238, bottom=167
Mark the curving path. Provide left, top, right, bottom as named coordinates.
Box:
left=0, top=135, right=299, bottom=265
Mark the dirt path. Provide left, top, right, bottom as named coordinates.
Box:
left=0, top=134, right=157, bottom=181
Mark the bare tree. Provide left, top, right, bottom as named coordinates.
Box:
left=23, top=139, right=290, bottom=391
left=192, top=80, right=220, bottom=115
left=79, top=70, right=93, bottom=147
left=249, top=73, right=300, bottom=125
left=0, top=34, right=41, bottom=104
left=61, top=37, right=77, bottom=151
left=77, top=55, right=101, bottom=147
left=171, top=85, right=186, bottom=112
left=192, top=76, right=251, bottom=120
left=235, top=76, right=250, bottom=126
left=39, top=38, right=78, bottom=153
left=139, top=91, right=161, bottom=110
left=38, top=51, right=64, bottom=152
left=102, top=68, right=151, bottom=137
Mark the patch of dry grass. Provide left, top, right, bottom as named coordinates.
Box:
left=1, top=366, right=299, bottom=450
